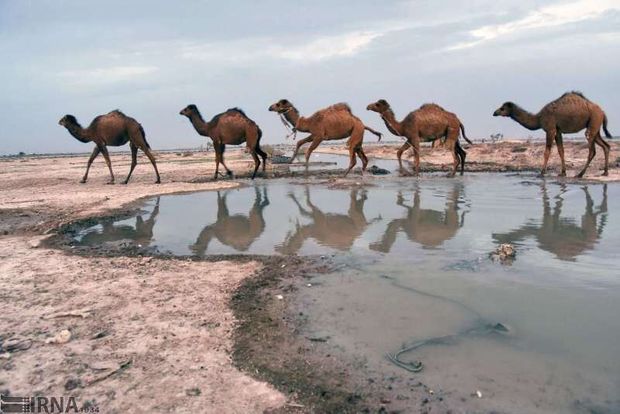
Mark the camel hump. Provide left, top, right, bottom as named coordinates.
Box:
left=226, top=107, right=248, bottom=117
left=561, top=91, right=588, bottom=101
left=419, top=103, right=446, bottom=112
left=108, top=109, right=127, bottom=117
left=329, top=102, right=352, bottom=113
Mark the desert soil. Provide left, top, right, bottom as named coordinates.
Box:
left=0, top=151, right=288, bottom=413
left=0, top=140, right=618, bottom=413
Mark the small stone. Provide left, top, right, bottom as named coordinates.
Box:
left=64, top=378, right=81, bottom=391
left=186, top=387, right=201, bottom=396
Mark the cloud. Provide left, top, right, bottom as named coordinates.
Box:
left=448, top=0, right=620, bottom=50
left=58, top=65, right=159, bottom=85
left=180, top=30, right=382, bottom=64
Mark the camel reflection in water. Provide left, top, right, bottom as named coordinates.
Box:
left=370, top=183, right=467, bottom=252
left=493, top=183, right=608, bottom=261
left=191, top=187, right=269, bottom=255
left=276, top=186, right=377, bottom=254
left=80, top=197, right=160, bottom=246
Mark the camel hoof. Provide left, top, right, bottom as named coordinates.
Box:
left=559, top=172, right=566, bottom=177
left=155, top=179, right=161, bottom=184
left=602, top=171, right=609, bottom=177
left=122, top=181, right=129, bottom=185
left=574, top=174, right=584, bottom=179
left=79, top=179, right=87, bottom=184
left=106, top=181, right=115, bottom=185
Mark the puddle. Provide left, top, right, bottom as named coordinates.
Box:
left=72, top=172, right=620, bottom=412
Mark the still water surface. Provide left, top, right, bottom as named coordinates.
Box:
left=75, top=173, right=619, bottom=412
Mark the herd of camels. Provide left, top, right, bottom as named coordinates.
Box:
left=85, top=182, right=608, bottom=262
left=58, top=91, right=613, bottom=184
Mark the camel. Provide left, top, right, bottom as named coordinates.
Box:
left=58, top=110, right=160, bottom=184
left=493, top=91, right=613, bottom=177
left=366, top=100, right=472, bottom=177
left=180, top=105, right=267, bottom=179
left=268, top=99, right=382, bottom=176
left=370, top=184, right=466, bottom=252
left=80, top=197, right=160, bottom=246
left=191, top=187, right=269, bottom=255
left=493, top=183, right=607, bottom=262
left=276, top=187, right=377, bottom=254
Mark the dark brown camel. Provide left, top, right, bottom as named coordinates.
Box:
left=180, top=105, right=266, bottom=179
left=493, top=91, right=613, bottom=177
left=370, top=184, right=466, bottom=252
left=493, top=183, right=607, bottom=261
left=276, top=187, right=378, bottom=254
left=268, top=99, right=382, bottom=176
left=367, top=100, right=472, bottom=176
left=58, top=110, right=160, bottom=184
left=191, top=187, right=269, bottom=255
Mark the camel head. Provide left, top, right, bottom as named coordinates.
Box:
left=58, top=114, right=78, bottom=127
left=268, top=99, right=294, bottom=114
left=493, top=102, right=515, bottom=117
left=180, top=104, right=199, bottom=118
left=366, top=99, right=391, bottom=114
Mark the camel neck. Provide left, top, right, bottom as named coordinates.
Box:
left=188, top=112, right=211, bottom=136
left=284, top=107, right=302, bottom=130
left=510, top=105, right=541, bottom=131
left=65, top=122, right=91, bottom=143
left=381, top=109, right=403, bottom=136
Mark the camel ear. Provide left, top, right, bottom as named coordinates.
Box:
left=280, top=99, right=290, bottom=105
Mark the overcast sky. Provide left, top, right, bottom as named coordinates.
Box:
left=1, top=0, right=619, bottom=154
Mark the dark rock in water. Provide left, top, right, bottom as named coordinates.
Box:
left=369, top=165, right=390, bottom=175
left=271, top=155, right=291, bottom=164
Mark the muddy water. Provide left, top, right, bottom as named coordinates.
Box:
left=74, top=173, right=620, bottom=412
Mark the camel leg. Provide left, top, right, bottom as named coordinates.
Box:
left=344, top=143, right=358, bottom=177
left=455, top=140, right=466, bottom=176
left=99, top=145, right=115, bottom=184
left=594, top=134, right=610, bottom=176
left=446, top=130, right=460, bottom=177
left=81, top=146, right=100, bottom=183
left=290, top=136, right=314, bottom=163
left=576, top=136, right=597, bottom=178
left=412, top=138, right=421, bottom=177
left=255, top=146, right=268, bottom=173
left=356, top=147, right=369, bottom=172
left=304, top=139, right=322, bottom=166
left=396, top=142, right=410, bottom=174
left=213, top=146, right=221, bottom=180
left=250, top=149, right=261, bottom=179
left=540, top=130, right=555, bottom=176
left=142, top=147, right=161, bottom=184
left=123, top=144, right=138, bottom=184
left=555, top=131, right=566, bottom=177
left=219, top=144, right=233, bottom=177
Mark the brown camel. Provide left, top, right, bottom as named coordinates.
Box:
left=180, top=105, right=267, bottom=179
left=268, top=99, right=382, bottom=176
left=366, top=100, right=472, bottom=176
left=493, top=91, right=613, bottom=177
left=493, top=183, right=607, bottom=261
left=58, top=110, right=160, bottom=184
left=370, top=184, right=466, bottom=252
left=191, top=187, right=269, bottom=255
left=276, top=187, right=378, bottom=254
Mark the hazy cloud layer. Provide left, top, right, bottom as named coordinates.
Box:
left=0, top=0, right=618, bottom=154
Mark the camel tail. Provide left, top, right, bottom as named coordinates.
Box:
left=364, top=126, right=383, bottom=142
left=139, top=124, right=151, bottom=149
left=460, top=123, right=473, bottom=144
left=603, top=114, right=612, bottom=138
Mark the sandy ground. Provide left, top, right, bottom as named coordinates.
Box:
left=1, top=141, right=618, bottom=413
left=317, top=139, right=620, bottom=181
left=0, top=151, right=287, bottom=413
